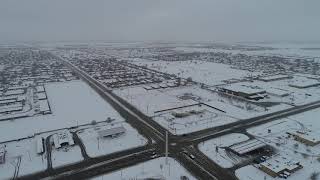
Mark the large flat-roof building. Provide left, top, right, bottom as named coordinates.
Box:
left=219, top=83, right=266, bottom=101
left=259, top=155, right=302, bottom=177
left=97, top=126, right=126, bottom=138
left=259, top=75, right=291, bottom=82
left=229, top=139, right=267, bottom=156
left=289, top=79, right=320, bottom=89
left=287, top=131, right=320, bottom=146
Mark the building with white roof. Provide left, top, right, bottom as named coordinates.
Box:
left=97, top=126, right=126, bottom=138
left=219, top=83, right=266, bottom=100
left=259, top=75, right=291, bottom=82
left=289, top=78, right=320, bottom=89
left=287, top=130, right=320, bottom=146
left=53, top=130, right=75, bottom=149
left=266, top=88, right=290, bottom=97
left=229, top=139, right=267, bottom=155
left=259, top=155, right=302, bottom=177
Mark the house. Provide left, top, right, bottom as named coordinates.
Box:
left=53, top=130, right=75, bottom=149
left=97, top=126, right=126, bottom=138
left=259, top=155, right=302, bottom=177
left=287, top=131, right=320, bottom=146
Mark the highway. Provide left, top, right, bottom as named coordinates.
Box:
left=19, top=53, right=320, bottom=180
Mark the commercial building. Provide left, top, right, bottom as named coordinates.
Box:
left=97, top=126, right=126, bottom=138
left=259, top=75, right=291, bottom=82
left=287, top=131, right=320, bottom=146
left=219, top=83, right=266, bottom=101
left=229, top=139, right=267, bottom=156
left=289, top=79, right=320, bottom=89
left=259, top=155, right=302, bottom=177
left=53, top=130, right=75, bottom=149
left=266, top=88, right=290, bottom=97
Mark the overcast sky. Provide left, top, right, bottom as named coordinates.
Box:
left=0, top=0, right=319, bottom=43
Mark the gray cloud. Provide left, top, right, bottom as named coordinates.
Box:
left=0, top=0, right=319, bottom=42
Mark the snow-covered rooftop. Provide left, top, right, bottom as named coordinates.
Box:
left=229, top=139, right=267, bottom=155
left=259, top=155, right=301, bottom=174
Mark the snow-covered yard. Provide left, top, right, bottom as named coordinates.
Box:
left=0, top=80, right=124, bottom=142
left=91, top=157, right=197, bottom=180
left=77, top=122, right=147, bottom=157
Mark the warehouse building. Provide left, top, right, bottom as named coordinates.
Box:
left=97, top=126, right=126, bottom=138
left=219, top=83, right=267, bottom=101
left=266, top=88, right=290, bottom=97
left=287, top=131, right=320, bottom=146
left=289, top=79, right=320, bottom=89
left=259, top=75, right=291, bottom=82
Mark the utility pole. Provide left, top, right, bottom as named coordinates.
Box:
left=165, top=131, right=168, bottom=164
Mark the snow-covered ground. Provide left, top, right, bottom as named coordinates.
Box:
left=198, top=133, right=249, bottom=168
left=175, top=43, right=320, bottom=60
left=115, top=84, right=292, bottom=134
left=235, top=108, right=320, bottom=180
left=91, top=157, right=197, bottom=180
left=128, top=59, right=261, bottom=86
left=77, top=122, right=147, bottom=157
left=0, top=80, right=124, bottom=142
left=51, top=145, right=83, bottom=168
left=0, top=136, right=47, bottom=179
left=153, top=104, right=237, bottom=135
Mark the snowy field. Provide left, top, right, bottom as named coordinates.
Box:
left=175, top=43, right=320, bottom=60
left=0, top=80, right=124, bottom=142
left=235, top=108, right=320, bottom=180
left=51, top=145, right=83, bottom=168
left=77, top=122, right=147, bottom=157
left=128, top=59, right=261, bottom=86
left=198, top=133, right=249, bottom=168
left=115, top=84, right=291, bottom=134
left=91, top=157, right=197, bottom=180
left=0, top=136, right=47, bottom=179
left=115, top=85, right=197, bottom=117
left=114, top=86, right=292, bottom=134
